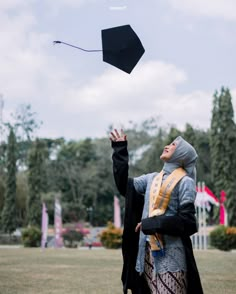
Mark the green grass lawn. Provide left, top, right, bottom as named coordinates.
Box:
left=0, top=248, right=235, bottom=294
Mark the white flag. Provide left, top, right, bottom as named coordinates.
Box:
left=54, top=198, right=63, bottom=248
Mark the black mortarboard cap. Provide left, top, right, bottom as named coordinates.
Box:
left=53, top=24, right=145, bottom=74
left=101, top=25, right=145, bottom=74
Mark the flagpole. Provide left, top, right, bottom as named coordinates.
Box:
left=202, top=182, right=207, bottom=250
left=41, top=202, right=48, bottom=251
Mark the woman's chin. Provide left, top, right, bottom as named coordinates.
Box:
left=160, top=155, right=168, bottom=161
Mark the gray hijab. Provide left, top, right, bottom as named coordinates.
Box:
left=163, top=136, right=198, bottom=181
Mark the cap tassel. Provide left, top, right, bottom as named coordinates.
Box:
left=53, top=40, right=102, bottom=52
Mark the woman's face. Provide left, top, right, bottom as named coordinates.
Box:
left=160, top=140, right=178, bottom=161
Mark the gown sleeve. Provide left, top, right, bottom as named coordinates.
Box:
left=111, top=141, right=129, bottom=197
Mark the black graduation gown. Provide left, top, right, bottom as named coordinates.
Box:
left=112, top=141, right=204, bottom=294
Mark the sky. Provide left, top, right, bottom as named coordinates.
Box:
left=0, top=0, right=236, bottom=140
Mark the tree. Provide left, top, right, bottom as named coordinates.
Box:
left=210, top=87, right=236, bottom=226
left=27, top=139, right=48, bottom=227
left=1, top=104, right=43, bottom=170
left=136, top=128, right=165, bottom=175
left=54, top=139, right=96, bottom=222
left=51, top=137, right=115, bottom=225
left=1, top=128, right=17, bottom=233
left=11, top=104, right=42, bottom=141
left=183, top=124, right=196, bottom=145
left=0, top=176, right=5, bottom=216
left=165, top=127, right=182, bottom=145
left=210, top=90, right=222, bottom=196
left=183, top=124, right=212, bottom=187
left=16, top=172, right=28, bottom=227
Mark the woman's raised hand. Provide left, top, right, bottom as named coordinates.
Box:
left=110, top=129, right=127, bottom=142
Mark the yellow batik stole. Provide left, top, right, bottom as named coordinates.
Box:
left=149, top=168, right=186, bottom=257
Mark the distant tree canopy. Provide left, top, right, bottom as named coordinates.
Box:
left=0, top=88, right=235, bottom=228
left=1, top=128, right=17, bottom=233
left=210, top=87, right=236, bottom=226
left=27, top=139, right=48, bottom=227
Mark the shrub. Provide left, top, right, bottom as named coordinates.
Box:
left=100, top=222, right=123, bottom=249
left=226, top=227, right=236, bottom=249
left=22, top=226, right=41, bottom=247
left=210, top=225, right=236, bottom=251
left=0, top=234, right=21, bottom=245
left=62, top=230, right=84, bottom=248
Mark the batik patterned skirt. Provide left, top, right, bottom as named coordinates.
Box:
left=144, top=243, right=187, bottom=294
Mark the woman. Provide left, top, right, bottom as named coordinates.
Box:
left=110, top=129, right=203, bottom=294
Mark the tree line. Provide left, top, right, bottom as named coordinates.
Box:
left=0, top=87, right=236, bottom=233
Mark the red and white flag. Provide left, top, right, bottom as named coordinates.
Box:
left=195, top=185, right=219, bottom=210
left=114, top=195, right=121, bottom=228
left=220, top=190, right=227, bottom=226
left=54, top=198, right=63, bottom=248
left=41, top=202, right=48, bottom=249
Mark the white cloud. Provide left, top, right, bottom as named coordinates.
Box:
left=0, top=0, right=235, bottom=140
left=0, top=0, right=34, bottom=12
left=43, top=57, right=235, bottom=139
left=167, top=0, right=236, bottom=21
left=45, top=0, right=99, bottom=11
left=42, top=0, right=102, bottom=20
left=42, top=60, right=220, bottom=138
left=56, top=60, right=187, bottom=116
left=0, top=0, right=75, bottom=142
left=0, top=1, right=72, bottom=103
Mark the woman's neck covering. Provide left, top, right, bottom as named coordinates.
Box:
left=163, top=136, right=198, bottom=181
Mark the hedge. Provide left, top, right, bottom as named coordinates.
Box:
left=210, top=225, right=236, bottom=251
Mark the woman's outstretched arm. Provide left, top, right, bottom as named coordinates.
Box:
left=110, top=129, right=129, bottom=196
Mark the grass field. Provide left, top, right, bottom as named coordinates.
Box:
left=0, top=248, right=235, bottom=294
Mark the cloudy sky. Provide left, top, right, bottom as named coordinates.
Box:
left=1, top=0, right=235, bottom=140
